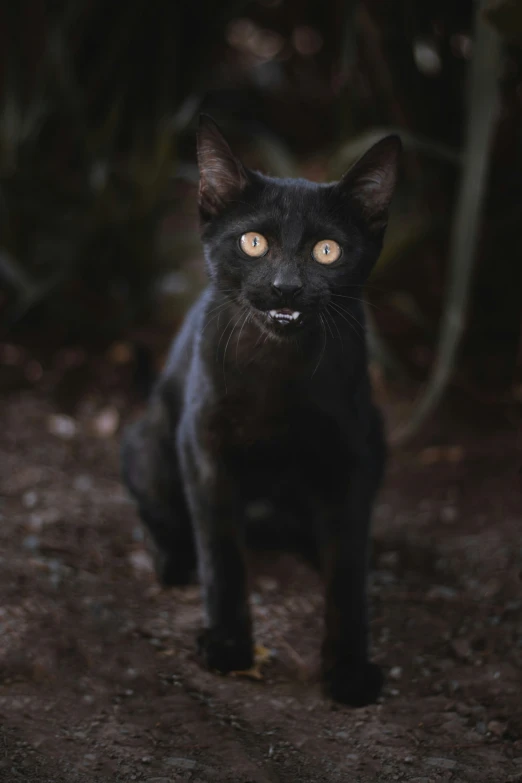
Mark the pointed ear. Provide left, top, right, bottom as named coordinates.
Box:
left=197, top=115, right=248, bottom=218
left=337, top=135, right=402, bottom=231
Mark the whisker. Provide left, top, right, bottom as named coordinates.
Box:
left=312, top=314, right=327, bottom=378
left=222, top=306, right=248, bottom=388
left=216, top=308, right=241, bottom=361
left=327, top=302, right=365, bottom=343
left=329, top=301, right=366, bottom=332
left=322, top=310, right=335, bottom=339
left=332, top=293, right=381, bottom=312
left=202, top=299, right=233, bottom=333
left=324, top=307, right=343, bottom=352
left=235, top=309, right=251, bottom=365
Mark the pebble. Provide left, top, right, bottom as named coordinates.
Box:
left=440, top=506, right=458, bottom=523
left=22, top=535, right=40, bottom=551
left=22, top=491, right=38, bottom=509
left=92, top=406, right=120, bottom=437
left=27, top=509, right=60, bottom=530
left=128, top=550, right=154, bottom=573
left=427, top=585, right=458, bottom=600
left=132, top=525, right=145, bottom=542
left=48, top=414, right=77, bottom=439
left=451, top=638, right=472, bottom=660
left=73, top=474, right=93, bottom=492
left=488, top=720, right=506, bottom=736
left=165, top=757, right=197, bottom=770
left=257, top=576, right=278, bottom=592
left=390, top=666, right=403, bottom=680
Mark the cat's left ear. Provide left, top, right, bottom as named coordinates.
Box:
left=197, top=115, right=248, bottom=219
left=336, top=135, right=402, bottom=232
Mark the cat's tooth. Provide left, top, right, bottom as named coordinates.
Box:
left=269, top=310, right=277, bottom=317
left=291, top=311, right=300, bottom=320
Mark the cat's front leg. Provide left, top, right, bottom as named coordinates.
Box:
left=320, top=461, right=383, bottom=707
left=178, top=426, right=253, bottom=674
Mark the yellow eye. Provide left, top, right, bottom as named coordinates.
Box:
left=240, top=232, right=269, bottom=258
left=312, top=239, right=341, bottom=264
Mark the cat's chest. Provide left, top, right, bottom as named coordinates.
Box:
left=206, top=385, right=295, bottom=447
left=202, top=381, right=346, bottom=465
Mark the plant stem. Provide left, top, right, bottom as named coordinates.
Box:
left=392, top=0, right=502, bottom=444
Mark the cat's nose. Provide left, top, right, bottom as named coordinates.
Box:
left=271, top=277, right=303, bottom=298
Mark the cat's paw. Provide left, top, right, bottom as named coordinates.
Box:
left=323, top=661, right=383, bottom=707
left=197, top=627, right=254, bottom=674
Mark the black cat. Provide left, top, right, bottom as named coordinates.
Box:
left=122, top=116, right=401, bottom=706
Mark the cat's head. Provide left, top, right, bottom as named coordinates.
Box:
left=196, top=115, right=401, bottom=337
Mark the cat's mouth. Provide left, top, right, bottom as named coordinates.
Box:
left=266, top=308, right=302, bottom=327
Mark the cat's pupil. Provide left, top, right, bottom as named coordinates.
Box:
left=252, top=236, right=259, bottom=247
left=324, top=244, right=330, bottom=255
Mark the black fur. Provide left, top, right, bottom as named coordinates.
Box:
left=122, top=116, right=401, bottom=706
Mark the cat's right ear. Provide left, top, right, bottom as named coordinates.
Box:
left=197, top=115, right=248, bottom=219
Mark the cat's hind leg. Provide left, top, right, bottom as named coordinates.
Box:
left=121, top=396, right=196, bottom=586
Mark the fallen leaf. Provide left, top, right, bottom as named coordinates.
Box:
left=230, top=644, right=272, bottom=681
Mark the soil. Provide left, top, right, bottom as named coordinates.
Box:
left=0, top=355, right=521, bottom=783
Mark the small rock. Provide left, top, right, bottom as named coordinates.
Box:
left=22, top=491, right=38, bottom=509
left=92, top=406, right=120, bottom=438
left=476, top=721, right=487, bottom=735
left=129, top=550, right=154, bottom=573
left=141, top=756, right=153, bottom=764
left=440, top=506, right=458, bottom=524
left=22, top=535, right=40, bottom=551
left=390, top=666, right=403, bottom=680
left=132, top=525, right=145, bottom=542
left=73, top=475, right=93, bottom=492
left=488, top=720, right=506, bottom=737
left=48, top=414, right=77, bottom=439
left=27, top=514, right=44, bottom=532
left=257, top=576, right=278, bottom=592
left=165, top=757, right=197, bottom=770
left=107, top=342, right=134, bottom=365
left=28, top=508, right=60, bottom=529
left=451, top=638, right=472, bottom=660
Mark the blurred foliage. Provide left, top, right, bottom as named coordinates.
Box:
left=1, top=0, right=521, bottom=433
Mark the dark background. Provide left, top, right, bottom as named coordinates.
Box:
left=1, top=0, right=521, bottom=430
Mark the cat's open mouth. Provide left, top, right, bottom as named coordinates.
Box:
left=267, top=308, right=302, bottom=326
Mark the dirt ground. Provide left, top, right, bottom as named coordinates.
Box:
left=0, top=360, right=521, bottom=782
